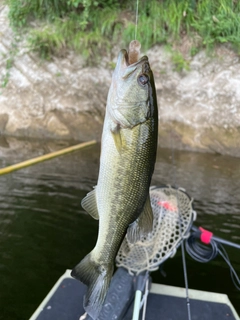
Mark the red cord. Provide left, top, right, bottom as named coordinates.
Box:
left=199, top=227, right=213, bottom=244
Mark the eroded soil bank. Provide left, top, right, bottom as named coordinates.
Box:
left=0, top=5, right=240, bottom=156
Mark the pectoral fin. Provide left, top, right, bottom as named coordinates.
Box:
left=111, top=123, right=127, bottom=153
left=81, top=188, right=99, bottom=220
left=127, top=194, right=153, bottom=243
left=111, top=124, right=123, bottom=153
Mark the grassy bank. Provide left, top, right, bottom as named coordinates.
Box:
left=6, top=0, right=240, bottom=62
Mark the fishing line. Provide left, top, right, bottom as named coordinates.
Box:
left=170, top=131, right=176, bottom=188
left=186, top=226, right=240, bottom=291
left=135, top=0, right=139, bottom=40
left=177, top=200, right=192, bottom=320
left=170, top=131, right=192, bottom=320
left=218, top=245, right=240, bottom=291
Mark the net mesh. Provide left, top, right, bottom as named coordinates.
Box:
left=116, top=185, right=196, bottom=274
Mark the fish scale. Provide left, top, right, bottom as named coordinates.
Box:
left=96, top=121, right=155, bottom=259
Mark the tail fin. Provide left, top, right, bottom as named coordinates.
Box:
left=71, top=253, right=113, bottom=320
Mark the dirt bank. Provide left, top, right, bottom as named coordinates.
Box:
left=0, top=5, right=240, bottom=157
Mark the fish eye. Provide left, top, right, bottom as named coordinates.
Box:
left=138, top=74, right=149, bottom=86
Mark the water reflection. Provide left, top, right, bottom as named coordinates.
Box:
left=0, top=138, right=239, bottom=319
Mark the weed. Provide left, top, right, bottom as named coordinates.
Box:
left=5, top=0, right=240, bottom=64
left=1, top=41, right=18, bottom=88
left=190, top=46, right=200, bottom=57
left=172, top=50, right=190, bottom=72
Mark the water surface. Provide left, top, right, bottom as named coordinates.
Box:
left=0, top=138, right=239, bottom=319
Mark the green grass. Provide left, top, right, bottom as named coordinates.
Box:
left=6, top=0, right=240, bottom=63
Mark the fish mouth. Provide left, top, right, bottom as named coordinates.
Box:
left=116, top=49, right=148, bottom=79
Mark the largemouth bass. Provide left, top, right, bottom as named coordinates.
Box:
left=71, top=40, right=158, bottom=319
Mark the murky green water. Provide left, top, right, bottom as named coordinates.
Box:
left=0, top=139, right=239, bottom=319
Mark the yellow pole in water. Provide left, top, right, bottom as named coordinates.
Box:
left=0, top=140, right=97, bottom=176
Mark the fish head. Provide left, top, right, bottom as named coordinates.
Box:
left=107, top=48, right=157, bottom=129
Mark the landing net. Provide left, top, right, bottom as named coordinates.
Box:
left=116, top=185, right=196, bottom=274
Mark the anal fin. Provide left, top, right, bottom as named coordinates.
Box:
left=81, top=188, right=99, bottom=220
left=127, top=194, right=153, bottom=243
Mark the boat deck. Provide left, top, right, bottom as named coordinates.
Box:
left=30, top=269, right=239, bottom=320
